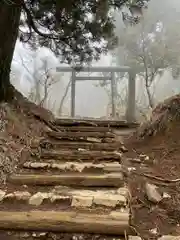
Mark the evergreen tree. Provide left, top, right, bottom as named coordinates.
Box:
left=0, top=0, right=149, bottom=101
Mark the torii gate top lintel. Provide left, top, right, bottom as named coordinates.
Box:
left=56, top=66, right=134, bottom=73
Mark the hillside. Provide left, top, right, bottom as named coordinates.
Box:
left=0, top=89, right=54, bottom=184
left=125, top=94, right=180, bottom=239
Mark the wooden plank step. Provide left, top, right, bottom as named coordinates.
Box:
left=22, top=161, right=123, bottom=173
left=0, top=210, right=129, bottom=235
left=40, top=141, right=122, bottom=151
left=55, top=118, right=139, bottom=128
left=40, top=150, right=122, bottom=161
left=57, top=126, right=111, bottom=132
left=8, top=173, right=124, bottom=187
left=0, top=187, right=128, bottom=208
left=47, top=131, right=115, bottom=139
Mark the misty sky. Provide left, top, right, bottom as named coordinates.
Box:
left=10, top=0, right=180, bottom=119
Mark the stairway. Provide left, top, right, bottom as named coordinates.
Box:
left=0, top=118, right=139, bottom=239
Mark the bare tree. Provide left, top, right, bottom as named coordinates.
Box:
left=18, top=52, right=63, bottom=109
left=113, top=1, right=180, bottom=113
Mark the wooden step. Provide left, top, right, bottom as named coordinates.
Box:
left=0, top=210, right=129, bottom=235
left=55, top=118, right=139, bottom=128
left=40, top=141, right=122, bottom=151
left=47, top=131, right=115, bottom=139
left=8, top=173, right=124, bottom=187
left=0, top=186, right=128, bottom=208
left=22, top=161, right=122, bottom=173
left=57, top=126, right=111, bottom=132
left=40, top=150, right=122, bottom=161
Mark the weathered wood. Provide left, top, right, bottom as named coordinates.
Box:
left=40, top=140, right=122, bottom=151
left=23, top=161, right=122, bottom=173
left=40, top=150, right=122, bottom=161
left=47, top=131, right=115, bottom=139
left=0, top=210, right=129, bottom=235
left=57, top=126, right=111, bottom=132
left=56, top=65, right=132, bottom=73
left=126, top=71, right=136, bottom=122
left=71, top=71, right=76, bottom=117
left=55, top=119, right=139, bottom=127
left=75, top=76, right=110, bottom=81
left=8, top=173, right=124, bottom=187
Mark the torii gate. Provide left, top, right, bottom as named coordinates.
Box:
left=56, top=66, right=136, bottom=122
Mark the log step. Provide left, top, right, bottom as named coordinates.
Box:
left=0, top=186, right=129, bottom=208
left=22, top=161, right=123, bottom=173
left=47, top=131, right=115, bottom=139
left=40, top=141, right=123, bottom=151
left=0, top=210, right=129, bottom=235
left=57, top=126, right=111, bottom=132
left=8, top=173, right=124, bottom=187
left=55, top=118, right=138, bottom=128
left=40, top=149, right=122, bottom=161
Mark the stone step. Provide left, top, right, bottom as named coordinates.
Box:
left=40, top=140, right=123, bottom=151
left=22, top=161, right=123, bottom=173
left=40, top=149, right=122, bottom=161
left=0, top=210, right=129, bottom=235
left=0, top=186, right=129, bottom=208
left=8, top=173, right=124, bottom=187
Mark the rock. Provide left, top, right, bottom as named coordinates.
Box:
left=93, top=194, right=126, bottom=207
left=32, top=232, right=48, bottom=238
left=158, top=236, right=180, bottom=240
left=0, top=190, right=6, bottom=201
left=116, top=187, right=129, bottom=197
left=139, top=154, right=150, bottom=162
left=87, top=137, right=101, bottom=143
left=13, top=191, right=31, bottom=201
left=50, top=194, right=70, bottom=203
left=129, top=237, right=142, bottom=240
left=71, top=195, right=93, bottom=207
left=120, top=146, right=128, bottom=153
left=163, top=192, right=171, bottom=199
left=24, top=162, right=50, bottom=169
left=145, top=183, right=162, bottom=203
left=29, top=192, right=49, bottom=206
left=150, top=228, right=158, bottom=235
left=19, top=232, right=30, bottom=238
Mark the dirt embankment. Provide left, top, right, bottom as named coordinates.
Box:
left=125, top=94, right=180, bottom=239
left=0, top=90, right=54, bottom=184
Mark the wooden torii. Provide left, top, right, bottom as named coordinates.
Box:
left=56, top=66, right=136, bottom=122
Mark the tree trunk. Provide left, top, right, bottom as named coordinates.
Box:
left=0, top=1, right=21, bottom=102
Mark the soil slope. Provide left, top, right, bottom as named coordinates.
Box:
left=125, top=94, right=180, bottom=239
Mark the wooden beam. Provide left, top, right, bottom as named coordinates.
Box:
left=40, top=149, right=122, bottom=161
left=8, top=173, right=124, bottom=187
left=126, top=71, right=136, bottom=122
left=56, top=66, right=132, bottom=73
left=56, top=126, right=111, bottom=132
left=110, top=72, right=116, bottom=118
left=47, top=131, right=115, bottom=139
left=23, top=162, right=122, bottom=173
left=55, top=119, right=139, bottom=127
left=0, top=211, right=129, bottom=235
left=71, top=71, right=76, bottom=117
left=40, top=141, right=123, bottom=151
left=74, top=76, right=110, bottom=81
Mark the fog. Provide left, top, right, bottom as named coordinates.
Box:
left=11, top=0, right=180, bottom=120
